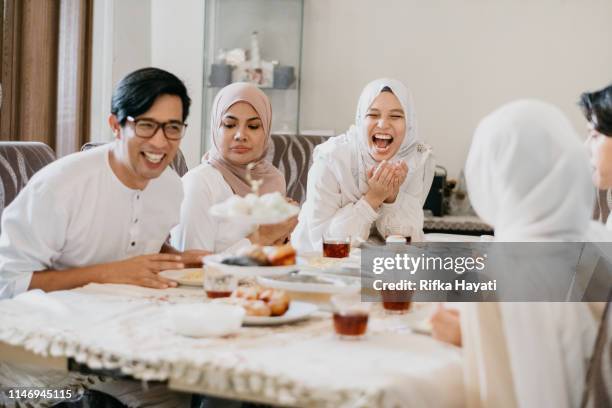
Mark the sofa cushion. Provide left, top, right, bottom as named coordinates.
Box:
left=266, top=134, right=330, bottom=204
left=0, top=142, right=56, bottom=226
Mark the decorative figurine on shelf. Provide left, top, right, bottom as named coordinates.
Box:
left=225, top=48, right=246, bottom=66
left=250, top=31, right=261, bottom=70
left=242, top=31, right=271, bottom=86
left=212, top=30, right=293, bottom=89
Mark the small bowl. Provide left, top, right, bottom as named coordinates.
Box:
left=167, top=303, right=244, bottom=338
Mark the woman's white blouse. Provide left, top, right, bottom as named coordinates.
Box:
left=171, top=163, right=252, bottom=253
left=292, top=143, right=434, bottom=252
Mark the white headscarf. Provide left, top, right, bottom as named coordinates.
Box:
left=462, top=100, right=607, bottom=408
left=465, top=99, right=594, bottom=241
left=316, top=78, right=425, bottom=200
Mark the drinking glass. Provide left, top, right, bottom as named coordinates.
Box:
left=331, top=292, right=371, bottom=339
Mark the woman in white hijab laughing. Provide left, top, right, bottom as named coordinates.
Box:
left=292, top=78, right=435, bottom=251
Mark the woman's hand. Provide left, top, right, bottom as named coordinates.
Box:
left=384, top=162, right=409, bottom=204
left=249, top=216, right=299, bottom=246
left=248, top=198, right=300, bottom=245
left=430, top=304, right=462, bottom=347
left=365, top=161, right=396, bottom=209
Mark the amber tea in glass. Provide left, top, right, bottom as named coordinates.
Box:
left=323, top=235, right=351, bottom=258
left=331, top=292, right=371, bottom=339
left=381, top=289, right=414, bottom=314
left=203, top=268, right=237, bottom=299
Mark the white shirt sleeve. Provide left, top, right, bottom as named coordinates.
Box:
left=376, top=194, right=424, bottom=241
left=0, top=179, right=68, bottom=299
left=376, top=150, right=435, bottom=241
left=171, top=171, right=220, bottom=252
left=296, top=160, right=378, bottom=250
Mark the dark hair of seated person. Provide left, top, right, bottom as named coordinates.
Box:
left=111, top=67, right=192, bottom=126
left=580, top=83, right=612, bottom=137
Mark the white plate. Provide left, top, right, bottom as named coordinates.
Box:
left=299, top=251, right=360, bottom=274
left=160, top=268, right=204, bottom=287
left=204, top=254, right=299, bottom=277
left=242, top=301, right=318, bottom=326
left=209, top=203, right=299, bottom=225
left=256, top=272, right=360, bottom=294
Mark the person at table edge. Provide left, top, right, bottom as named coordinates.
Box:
left=0, top=67, right=208, bottom=299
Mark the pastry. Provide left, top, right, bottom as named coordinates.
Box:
left=267, top=244, right=296, bottom=266
left=259, top=288, right=290, bottom=316
left=242, top=299, right=271, bottom=317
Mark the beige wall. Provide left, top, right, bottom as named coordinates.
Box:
left=151, top=0, right=204, bottom=169
left=90, top=0, right=152, bottom=144
left=300, top=0, right=612, bottom=177
left=90, top=0, right=204, bottom=169
left=92, top=0, right=612, bottom=174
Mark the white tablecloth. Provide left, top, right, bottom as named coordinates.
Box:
left=0, top=284, right=464, bottom=407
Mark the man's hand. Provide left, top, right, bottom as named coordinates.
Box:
left=179, top=250, right=212, bottom=268
left=160, top=242, right=211, bottom=268
left=102, top=253, right=186, bottom=289
left=28, top=253, right=188, bottom=293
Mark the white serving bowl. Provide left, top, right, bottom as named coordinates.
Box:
left=167, top=303, right=244, bottom=338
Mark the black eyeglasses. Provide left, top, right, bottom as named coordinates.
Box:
left=126, top=116, right=187, bottom=140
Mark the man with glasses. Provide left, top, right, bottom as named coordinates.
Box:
left=0, top=67, right=206, bottom=298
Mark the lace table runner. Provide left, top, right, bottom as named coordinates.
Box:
left=0, top=284, right=464, bottom=407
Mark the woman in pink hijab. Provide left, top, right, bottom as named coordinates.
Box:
left=171, top=83, right=297, bottom=252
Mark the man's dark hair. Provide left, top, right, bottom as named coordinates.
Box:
left=579, top=83, right=612, bottom=137
left=111, top=67, right=191, bottom=126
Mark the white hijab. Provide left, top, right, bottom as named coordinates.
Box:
left=315, top=78, right=426, bottom=201
left=466, top=99, right=595, bottom=241
left=463, top=100, right=605, bottom=408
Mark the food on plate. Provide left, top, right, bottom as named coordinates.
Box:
left=243, top=245, right=269, bottom=265
left=222, top=286, right=290, bottom=317
left=267, top=244, right=296, bottom=266
left=242, top=299, right=272, bottom=317
left=231, top=286, right=262, bottom=300
left=181, top=269, right=204, bottom=281
left=258, top=288, right=290, bottom=316
left=221, top=255, right=263, bottom=267
left=305, top=256, right=344, bottom=268
left=221, top=244, right=297, bottom=267
left=214, top=192, right=298, bottom=221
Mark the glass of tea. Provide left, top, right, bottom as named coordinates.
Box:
left=203, top=268, right=237, bottom=299
left=322, top=235, right=351, bottom=258
left=381, top=289, right=414, bottom=314
left=331, top=292, right=371, bottom=340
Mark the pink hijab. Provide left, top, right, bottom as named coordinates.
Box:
left=203, top=82, right=286, bottom=196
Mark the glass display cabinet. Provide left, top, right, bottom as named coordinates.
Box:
left=201, top=0, right=304, bottom=154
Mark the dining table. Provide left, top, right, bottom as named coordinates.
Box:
left=0, top=234, right=470, bottom=407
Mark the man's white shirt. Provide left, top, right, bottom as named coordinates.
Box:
left=0, top=144, right=183, bottom=299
